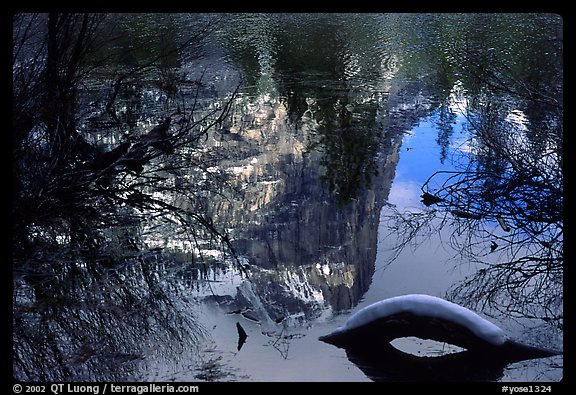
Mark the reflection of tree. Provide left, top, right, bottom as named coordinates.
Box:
left=216, top=14, right=402, bottom=204
left=385, top=49, right=562, bottom=329
left=433, top=103, right=457, bottom=164
left=307, top=103, right=380, bottom=203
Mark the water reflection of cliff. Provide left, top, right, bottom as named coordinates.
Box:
left=195, top=77, right=431, bottom=326
left=75, top=12, right=438, bottom=332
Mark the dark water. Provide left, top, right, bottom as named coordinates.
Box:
left=13, top=13, right=563, bottom=382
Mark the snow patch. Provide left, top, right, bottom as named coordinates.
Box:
left=227, top=165, right=254, bottom=174
left=258, top=180, right=280, bottom=185
left=505, top=110, right=529, bottom=131
left=338, top=294, right=506, bottom=346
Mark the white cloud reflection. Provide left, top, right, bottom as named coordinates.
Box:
left=387, top=179, right=424, bottom=212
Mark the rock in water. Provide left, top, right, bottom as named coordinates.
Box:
left=420, top=192, right=444, bottom=206
left=236, top=322, right=248, bottom=351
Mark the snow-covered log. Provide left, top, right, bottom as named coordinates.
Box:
left=320, top=294, right=560, bottom=363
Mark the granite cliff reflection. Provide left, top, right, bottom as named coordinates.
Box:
left=193, top=75, right=431, bottom=330
left=122, top=12, right=439, bottom=345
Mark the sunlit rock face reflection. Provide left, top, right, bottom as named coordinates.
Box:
left=76, top=13, right=437, bottom=334
left=177, top=17, right=440, bottom=328
left=195, top=75, right=431, bottom=325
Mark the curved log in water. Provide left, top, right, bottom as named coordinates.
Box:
left=319, top=295, right=561, bottom=381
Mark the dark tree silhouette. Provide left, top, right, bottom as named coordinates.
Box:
left=13, top=13, right=239, bottom=266
left=13, top=13, right=240, bottom=381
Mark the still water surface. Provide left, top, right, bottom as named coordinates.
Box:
left=13, top=13, right=562, bottom=382
left=133, top=13, right=562, bottom=381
